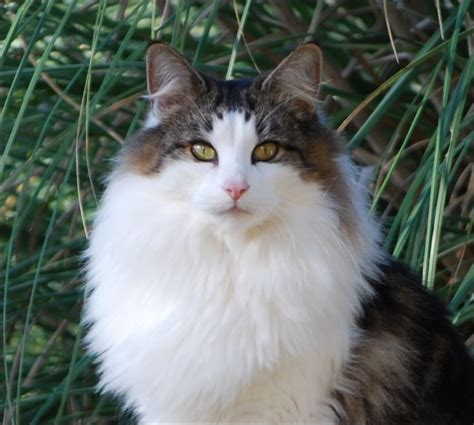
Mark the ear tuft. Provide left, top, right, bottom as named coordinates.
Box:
left=145, top=42, right=204, bottom=125
left=262, top=43, right=323, bottom=116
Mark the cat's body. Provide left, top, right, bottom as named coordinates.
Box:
left=83, top=42, right=474, bottom=424
left=336, top=260, right=474, bottom=425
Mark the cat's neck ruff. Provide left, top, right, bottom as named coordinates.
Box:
left=85, top=158, right=381, bottom=421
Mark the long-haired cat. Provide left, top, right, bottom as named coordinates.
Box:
left=83, top=42, right=474, bottom=424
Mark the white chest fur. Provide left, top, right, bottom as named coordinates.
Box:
left=84, top=171, right=376, bottom=423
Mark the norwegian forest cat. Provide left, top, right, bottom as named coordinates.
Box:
left=83, top=42, right=474, bottom=424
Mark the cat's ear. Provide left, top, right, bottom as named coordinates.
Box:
left=146, top=42, right=205, bottom=120
left=261, top=42, right=323, bottom=116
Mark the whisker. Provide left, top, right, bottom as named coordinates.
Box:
left=267, top=209, right=298, bottom=257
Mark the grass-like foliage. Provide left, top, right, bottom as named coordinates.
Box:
left=1, top=0, right=473, bottom=423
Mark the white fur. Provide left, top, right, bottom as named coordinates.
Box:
left=143, top=79, right=178, bottom=128
left=84, top=112, right=381, bottom=423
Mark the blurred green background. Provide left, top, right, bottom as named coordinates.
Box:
left=1, top=0, right=473, bottom=423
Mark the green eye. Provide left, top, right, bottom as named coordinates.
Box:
left=252, top=142, right=279, bottom=162
left=191, top=142, right=217, bottom=162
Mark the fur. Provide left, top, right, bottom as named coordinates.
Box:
left=83, top=42, right=474, bottom=424
left=334, top=260, right=474, bottom=425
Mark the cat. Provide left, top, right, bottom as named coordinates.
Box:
left=83, top=41, right=474, bottom=424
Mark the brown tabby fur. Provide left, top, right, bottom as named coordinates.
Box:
left=334, top=261, right=474, bottom=425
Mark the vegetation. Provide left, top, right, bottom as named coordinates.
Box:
left=1, top=0, right=473, bottom=423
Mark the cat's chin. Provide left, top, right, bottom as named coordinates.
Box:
left=200, top=202, right=255, bottom=219
left=211, top=207, right=255, bottom=226
left=201, top=204, right=270, bottom=232
left=218, top=214, right=280, bottom=240
left=218, top=205, right=250, bottom=216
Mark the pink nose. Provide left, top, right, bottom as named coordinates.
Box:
left=223, top=182, right=249, bottom=201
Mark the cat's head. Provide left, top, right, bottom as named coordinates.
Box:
left=118, top=42, right=355, bottom=235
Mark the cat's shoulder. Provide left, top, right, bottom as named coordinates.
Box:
left=361, top=258, right=448, bottom=330
left=336, top=257, right=474, bottom=425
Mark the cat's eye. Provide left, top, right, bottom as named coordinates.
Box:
left=191, top=142, right=217, bottom=162
left=252, top=142, right=279, bottom=162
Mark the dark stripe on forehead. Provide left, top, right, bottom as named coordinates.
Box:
left=202, top=117, right=213, bottom=132
left=214, top=79, right=254, bottom=110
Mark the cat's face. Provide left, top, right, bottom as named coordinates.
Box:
left=119, top=42, right=351, bottom=233
left=175, top=111, right=282, bottom=227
